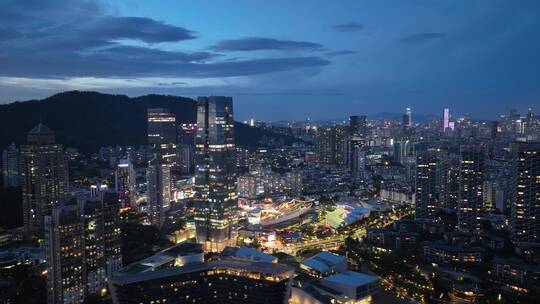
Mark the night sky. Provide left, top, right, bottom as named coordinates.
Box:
left=1, top=0, right=539, bottom=121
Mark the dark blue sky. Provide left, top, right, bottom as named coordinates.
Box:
left=1, top=0, right=539, bottom=121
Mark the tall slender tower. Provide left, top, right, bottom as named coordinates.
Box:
left=147, top=158, right=171, bottom=227
left=20, top=123, right=68, bottom=237
left=511, top=142, right=540, bottom=243
left=403, top=107, right=412, bottom=127
left=458, top=145, right=485, bottom=231
left=443, top=108, right=450, bottom=131
left=2, top=142, right=19, bottom=187
left=115, top=158, right=136, bottom=209
left=415, top=151, right=440, bottom=220
left=45, top=203, right=86, bottom=304
left=194, top=96, right=236, bottom=252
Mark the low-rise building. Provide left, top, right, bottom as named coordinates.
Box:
left=300, top=252, right=347, bottom=277
left=423, top=242, right=484, bottom=264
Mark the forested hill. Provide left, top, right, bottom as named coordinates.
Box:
left=0, top=91, right=298, bottom=152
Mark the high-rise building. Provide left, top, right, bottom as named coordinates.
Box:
left=443, top=108, right=450, bottom=131
left=45, top=203, right=86, bottom=304
left=403, top=107, right=412, bottom=127
left=458, top=145, right=485, bottom=231
left=349, top=115, right=367, bottom=137
left=511, top=142, right=540, bottom=243
left=438, top=153, right=460, bottom=211
left=194, top=96, right=237, bottom=252
left=45, top=191, right=122, bottom=304
left=178, top=123, right=197, bottom=174
left=2, top=142, right=19, bottom=187
left=415, top=151, right=440, bottom=220
left=20, top=123, right=68, bottom=237
left=147, top=108, right=177, bottom=164
left=335, top=126, right=347, bottom=167
left=316, top=126, right=346, bottom=167
left=115, top=159, right=136, bottom=209
left=147, top=158, right=171, bottom=227
left=317, top=127, right=336, bottom=165
left=346, top=136, right=365, bottom=173
left=80, top=191, right=123, bottom=296
left=108, top=259, right=293, bottom=304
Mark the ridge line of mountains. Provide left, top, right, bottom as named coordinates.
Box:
left=0, top=91, right=299, bottom=152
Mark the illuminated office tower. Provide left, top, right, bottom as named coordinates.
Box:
left=178, top=123, right=197, bottom=174
left=415, top=151, right=440, bottom=220
left=402, top=107, right=413, bottom=136
left=443, top=108, right=450, bottom=131
left=147, top=158, right=171, bottom=227
left=2, top=142, right=19, bottom=187
left=20, top=123, right=68, bottom=237
left=147, top=108, right=177, bottom=164
left=403, top=107, right=412, bottom=127
left=511, top=142, right=540, bottom=243
left=194, top=96, right=237, bottom=252
left=115, top=159, right=136, bottom=208
left=458, top=145, right=485, bottom=231
left=45, top=203, right=85, bottom=304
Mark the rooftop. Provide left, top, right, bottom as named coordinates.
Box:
left=302, top=252, right=346, bottom=273
left=323, top=271, right=379, bottom=287
left=111, top=259, right=293, bottom=285
left=221, top=246, right=277, bottom=263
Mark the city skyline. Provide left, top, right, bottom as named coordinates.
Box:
left=1, top=1, right=540, bottom=120
left=1, top=2, right=540, bottom=304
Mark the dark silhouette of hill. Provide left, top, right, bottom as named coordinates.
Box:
left=0, top=91, right=298, bottom=152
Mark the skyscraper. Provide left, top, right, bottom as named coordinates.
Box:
left=316, top=126, right=346, bottom=167
left=81, top=191, right=123, bottom=295
left=178, top=123, right=197, bottom=174
left=510, top=142, right=540, bottom=243
left=443, top=108, right=450, bottom=131
left=115, top=158, right=136, bottom=209
left=458, top=145, right=485, bottom=231
left=45, top=192, right=122, bottom=304
left=147, top=108, right=177, bottom=164
left=20, top=123, right=68, bottom=237
left=2, top=142, right=19, bottom=187
left=45, top=203, right=86, bottom=304
left=346, top=136, right=365, bottom=173
left=349, top=115, right=367, bottom=137
left=147, top=158, right=171, bottom=227
left=194, top=96, right=237, bottom=252
left=438, top=153, right=460, bottom=211
left=415, top=151, right=439, bottom=220
left=403, top=107, right=412, bottom=128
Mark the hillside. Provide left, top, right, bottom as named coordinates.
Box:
left=0, top=91, right=298, bottom=152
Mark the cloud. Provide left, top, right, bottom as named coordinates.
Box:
left=399, top=33, right=447, bottom=43
left=0, top=1, right=331, bottom=81
left=332, top=22, right=364, bottom=32
left=83, top=16, right=196, bottom=43
left=0, top=28, right=21, bottom=40
left=326, top=50, right=357, bottom=57
left=209, top=37, right=323, bottom=51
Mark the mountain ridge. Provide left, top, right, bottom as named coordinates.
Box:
left=0, top=91, right=298, bottom=152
